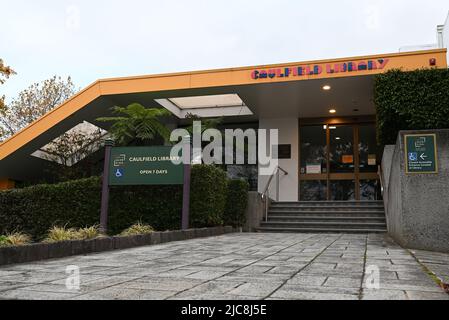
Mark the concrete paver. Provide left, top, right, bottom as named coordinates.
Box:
left=0, top=233, right=448, bottom=300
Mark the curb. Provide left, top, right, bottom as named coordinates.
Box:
left=0, top=226, right=238, bottom=266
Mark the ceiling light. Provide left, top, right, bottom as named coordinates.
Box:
left=168, top=94, right=244, bottom=109
left=322, top=85, right=331, bottom=91
left=336, top=137, right=341, bottom=140
left=329, top=109, right=337, bottom=114
left=329, top=126, right=337, bottom=130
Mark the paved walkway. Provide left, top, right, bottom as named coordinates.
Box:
left=0, top=233, right=448, bottom=300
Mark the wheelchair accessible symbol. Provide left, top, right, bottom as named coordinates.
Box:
left=115, top=168, right=124, bottom=178
left=408, top=152, right=418, bottom=162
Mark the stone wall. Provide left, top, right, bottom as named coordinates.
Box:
left=244, top=191, right=266, bottom=232
left=382, top=129, right=449, bottom=252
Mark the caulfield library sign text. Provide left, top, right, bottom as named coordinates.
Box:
left=251, top=58, right=389, bottom=79
left=108, top=146, right=184, bottom=186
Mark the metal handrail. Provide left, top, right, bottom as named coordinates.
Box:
left=277, top=166, right=288, bottom=175
left=262, top=173, right=276, bottom=196
left=378, top=165, right=384, bottom=197
left=261, top=166, right=288, bottom=195
left=261, top=166, right=288, bottom=222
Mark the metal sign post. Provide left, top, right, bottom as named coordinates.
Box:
left=181, top=163, right=191, bottom=230
left=181, top=135, right=192, bottom=230
left=100, top=139, right=115, bottom=234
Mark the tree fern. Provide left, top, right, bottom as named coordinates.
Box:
left=97, top=103, right=171, bottom=146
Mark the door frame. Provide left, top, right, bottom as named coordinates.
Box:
left=298, top=116, right=379, bottom=201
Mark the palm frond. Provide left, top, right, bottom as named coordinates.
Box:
left=95, top=103, right=172, bottom=145
left=96, top=116, right=129, bottom=122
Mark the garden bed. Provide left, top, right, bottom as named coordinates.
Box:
left=0, top=226, right=236, bottom=266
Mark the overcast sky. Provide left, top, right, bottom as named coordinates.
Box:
left=1, top=0, right=448, bottom=100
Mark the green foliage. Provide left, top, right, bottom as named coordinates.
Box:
left=0, top=232, right=31, bottom=247
left=224, top=179, right=249, bottom=227
left=0, top=165, right=236, bottom=239
left=1, top=76, right=75, bottom=140
left=97, top=103, right=171, bottom=146
left=0, top=177, right=102, bottom=240
left=108, top=183, right=183, bottom=234
left=189, top=165, right=228, bottom=227
left=374, top=68, right=449, bottom=145
left=77, top=225, right=101, bottom=239
left=120, top=221, right=154, bottom=236
left=0, top=58, right=16, bottom=119
left=44, top=225, right=100, bottom=242
left=44, top=226, right=81, bottom=242
left=184, top=113, right=223, bottom=136
left=0, top=235, right=7, bottom=246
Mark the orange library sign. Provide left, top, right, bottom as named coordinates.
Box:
left=251, top=58, right=389, bottom=80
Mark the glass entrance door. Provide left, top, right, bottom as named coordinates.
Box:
left=329, top=125, right=355, bottom=200
left=299, top=125, right=328, bottom=201
left=299, top=122, right=380, bottom=201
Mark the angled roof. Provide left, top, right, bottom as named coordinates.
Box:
left=0, top=49, right=447, bottom=178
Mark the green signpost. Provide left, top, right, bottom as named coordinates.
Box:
left=404, top=134, right=438, bottom=174
left=109, top=146, right=184, bottom=186
left=99, top=141, right=190, bottom=233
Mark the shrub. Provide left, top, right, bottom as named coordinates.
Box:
left=120, top=221, right=154, bottom=236
left=374, top=68, right=449, bottom=145
left=108, top=183, right=182, bottom=235
left=44, top=226, right=80, bottom=242
left=0, top=165, right=229, bottom=239
left=76, top=225, right=100, bottom=240
left=224, top=179, right=249, bottom=228
left=44, top=225, right=101, bottom=242
left=0, top=177, right=102, bottom=240
left=0, top=232, right=32, bottom=247
left=189, top=165, right=227, bottom=227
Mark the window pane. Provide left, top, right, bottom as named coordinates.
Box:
left=330, top=180, right=355, bottom=200
left=226, top=165, right=258, bottom=191
left=360, top=180, right=382, bottom=200
left=359, top=125, right=379, bottom=173
left=300, top=126, right=327, bottom=174
left=300, top=180, right=327, bottom=201
left=329, top=126, right=354, bottom=173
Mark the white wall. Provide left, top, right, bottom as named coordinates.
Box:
left=444, top=18, right=449, bottom=63
left=258, top=118, right=298, bottom=201
left=437, top=12, right=449, bottom=63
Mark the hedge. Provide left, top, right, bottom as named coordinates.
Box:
left=224, top=179, right=249, bottom=228
left=0, top=165, right=238, bottom=240
left=374, top=68, right=449, bottom=145
left=190, top=165, right=227, bottom=227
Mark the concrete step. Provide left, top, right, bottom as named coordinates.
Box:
left=268, top=210, right=385, bottom=216
left=267, top=216, right=386, bottom=223
left=271, top=201, right=384, bottom=206
left=258, top=200, right=387, bottom=234
left=255, top=227, right=387, bottom=234
left=269, top=205, right=384, bottom=211
left=260, top=221, right=387, bottom=229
